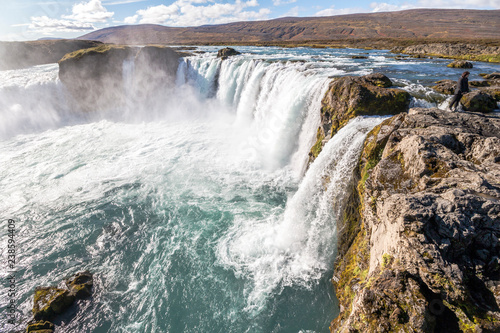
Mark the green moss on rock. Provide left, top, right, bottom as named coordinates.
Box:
left=26, top=320, right=54, bottom=333
left=33, top=287, right=75, bottom=321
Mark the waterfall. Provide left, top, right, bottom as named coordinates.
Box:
left=216, top=116, right=386, bottom=313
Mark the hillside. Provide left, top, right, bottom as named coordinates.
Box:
left=78, top=9, right=500, bottom=45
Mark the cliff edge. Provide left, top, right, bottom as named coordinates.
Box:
left=332, top=108, right=500, bottom=332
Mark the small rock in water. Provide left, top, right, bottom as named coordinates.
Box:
left=447, top=60, right=473, bottom=68
left=65, top=270, right=93, bottom=298
left=217, top=47, right=241, bottom=60
left=33, top=287, right=75, bottom=320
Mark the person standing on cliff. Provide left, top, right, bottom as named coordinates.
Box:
left=449, top=71, right=470, bottom=111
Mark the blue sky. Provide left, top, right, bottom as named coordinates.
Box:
left=1, top=0, right=499, bottom=41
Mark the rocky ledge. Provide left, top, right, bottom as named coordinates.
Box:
left=332, top=108, right=500, bottom=332
left=308, top=73, right=411, bottom=164
left=392, top=43, right=500, bottom=63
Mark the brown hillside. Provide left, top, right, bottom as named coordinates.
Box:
left=78, top=9, right=500, bottom=45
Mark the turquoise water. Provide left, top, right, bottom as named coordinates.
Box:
left=1, top=46, right=499, bottom=333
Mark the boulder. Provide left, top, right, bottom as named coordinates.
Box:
left=65, top=270, right=93, bottom=298
left=332, top=108, right=500, bottom=332
left=351, top=55, right=368, bottom=59
left=32, top=287, right=75, bottom=321
left=480, top=87, right=500, bottom=101
left=308, top=73, right=411, bottom=163
left=432, top=79, right=456, bottom=94
left=217, top=47, right=241, bottom=60
left=447, top=60, right=473, bottom=68
left=462, top=90, right=497, bottom=113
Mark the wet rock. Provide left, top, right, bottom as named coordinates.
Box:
left=432, top=79, right=456, bottom=95
left=462, top=90, right=497, bottom=113
left=447, top=60, right=473, bottom=68
left=65, top=270, right=93, bottom=298
left=27, top=320, right=54, bottom=333
left=217, top=47, right=241, bottom=60
left=308, top=73, right=410, bottom=163
left=332, top=108, right=500, bottom=332
left=351, top=55, right=368, bottom=59
left=480, top=87, right=500, bottom=101
left=32, top=287, right=75, bottom=321
left=480, top=72, right=500, bottom=80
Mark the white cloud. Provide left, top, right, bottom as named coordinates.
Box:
left=369, top=2, right=416, bottom=12
left=133, top=0, right=270, bottom=26
left=124, top=14, right=139, bottom=24
left=29, top=16, right=95, bottom=33
left=314, top=6, right=365, bottom=16
left=63, top=0, right=114, bottom=23
left=272, top=0, right=297, bottom=6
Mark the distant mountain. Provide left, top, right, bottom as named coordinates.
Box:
left=78, top=9, right=500, bottom=45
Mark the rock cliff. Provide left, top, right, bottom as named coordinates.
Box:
left=331, top=108, right=500, bottom=332
left=58, top=45, right=183, bottom=111
left=309, top=73, right=411, bottom=164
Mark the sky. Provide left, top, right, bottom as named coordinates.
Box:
left=1, top=0, right=499, bottom=41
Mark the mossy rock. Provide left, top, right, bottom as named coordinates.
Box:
left=480, top=87, right=500, bottom=101
left=26, top=320, right=54, bottom=333
left=479, top=72, right=500, bottom=80
left=447, top=60, right=473, bottom=68
left=33, top=287, right=75, bottom=320
left=462, top=91, right=497, bottom=113
left=65, top=270, right=93, bottom=299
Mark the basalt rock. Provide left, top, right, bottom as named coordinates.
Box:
left=308, top=73, right=410, bottom=164
left=217, top=47, right=241, bottom=60
left=480, top=73, right=500, bottom=80
left=26, top=320, right=54, bottom=333
left=331, top=108, right=500, bottom=332
left=447, top=60, right=473, bottom=68
left=462, top=90, right=497, bottom=113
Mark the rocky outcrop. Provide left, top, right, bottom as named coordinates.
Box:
left=0, top=40, right=102, bottom=70
left=447, top=60, right=473, bottom=68
left=58, top=45, right=183, bottom=111
left=462, top=91, right=497, bottom=113
left=29, top=271, right=93, bottom=332
left=392, top=43, right=500, bottom=63
left=217, top=47, right=241, bottom=60
left=432, top=80, right=456, bottom=95
left=309, top=73, right=411, bottom=163
left=331, top=108, right=500, bottom=332
left=480, top=73, right=500, bottom=80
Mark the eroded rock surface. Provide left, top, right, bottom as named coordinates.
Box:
left=217, top=47, right=241, bottom=60
left=332, top=108, right=500, bottom=332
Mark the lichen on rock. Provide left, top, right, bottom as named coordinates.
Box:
left=332, top=108, right=500, bottom=332
left=447, top=60, right=473, bottom=68
left=462, top=90, right=497, bottom=113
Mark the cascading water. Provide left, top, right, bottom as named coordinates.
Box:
left=2, top=46, right=497, bottom=333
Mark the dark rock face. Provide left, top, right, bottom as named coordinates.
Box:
left=217, top=47, right=241, bottom=59
left=308, top=73, right=411, bottom=163
left=58, top=45, right=182, bottom=111
left=447, top=60, right=473, bottom=68
left=462, top=90, right=497, bottom=113
left=480, top=73, right=500, bottom=80
left=332, top=108, right=500, bottom=332
left=432, top=79, right=456, bottom=95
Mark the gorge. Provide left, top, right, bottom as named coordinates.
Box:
left=0, top=44, right=499, bottom=333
